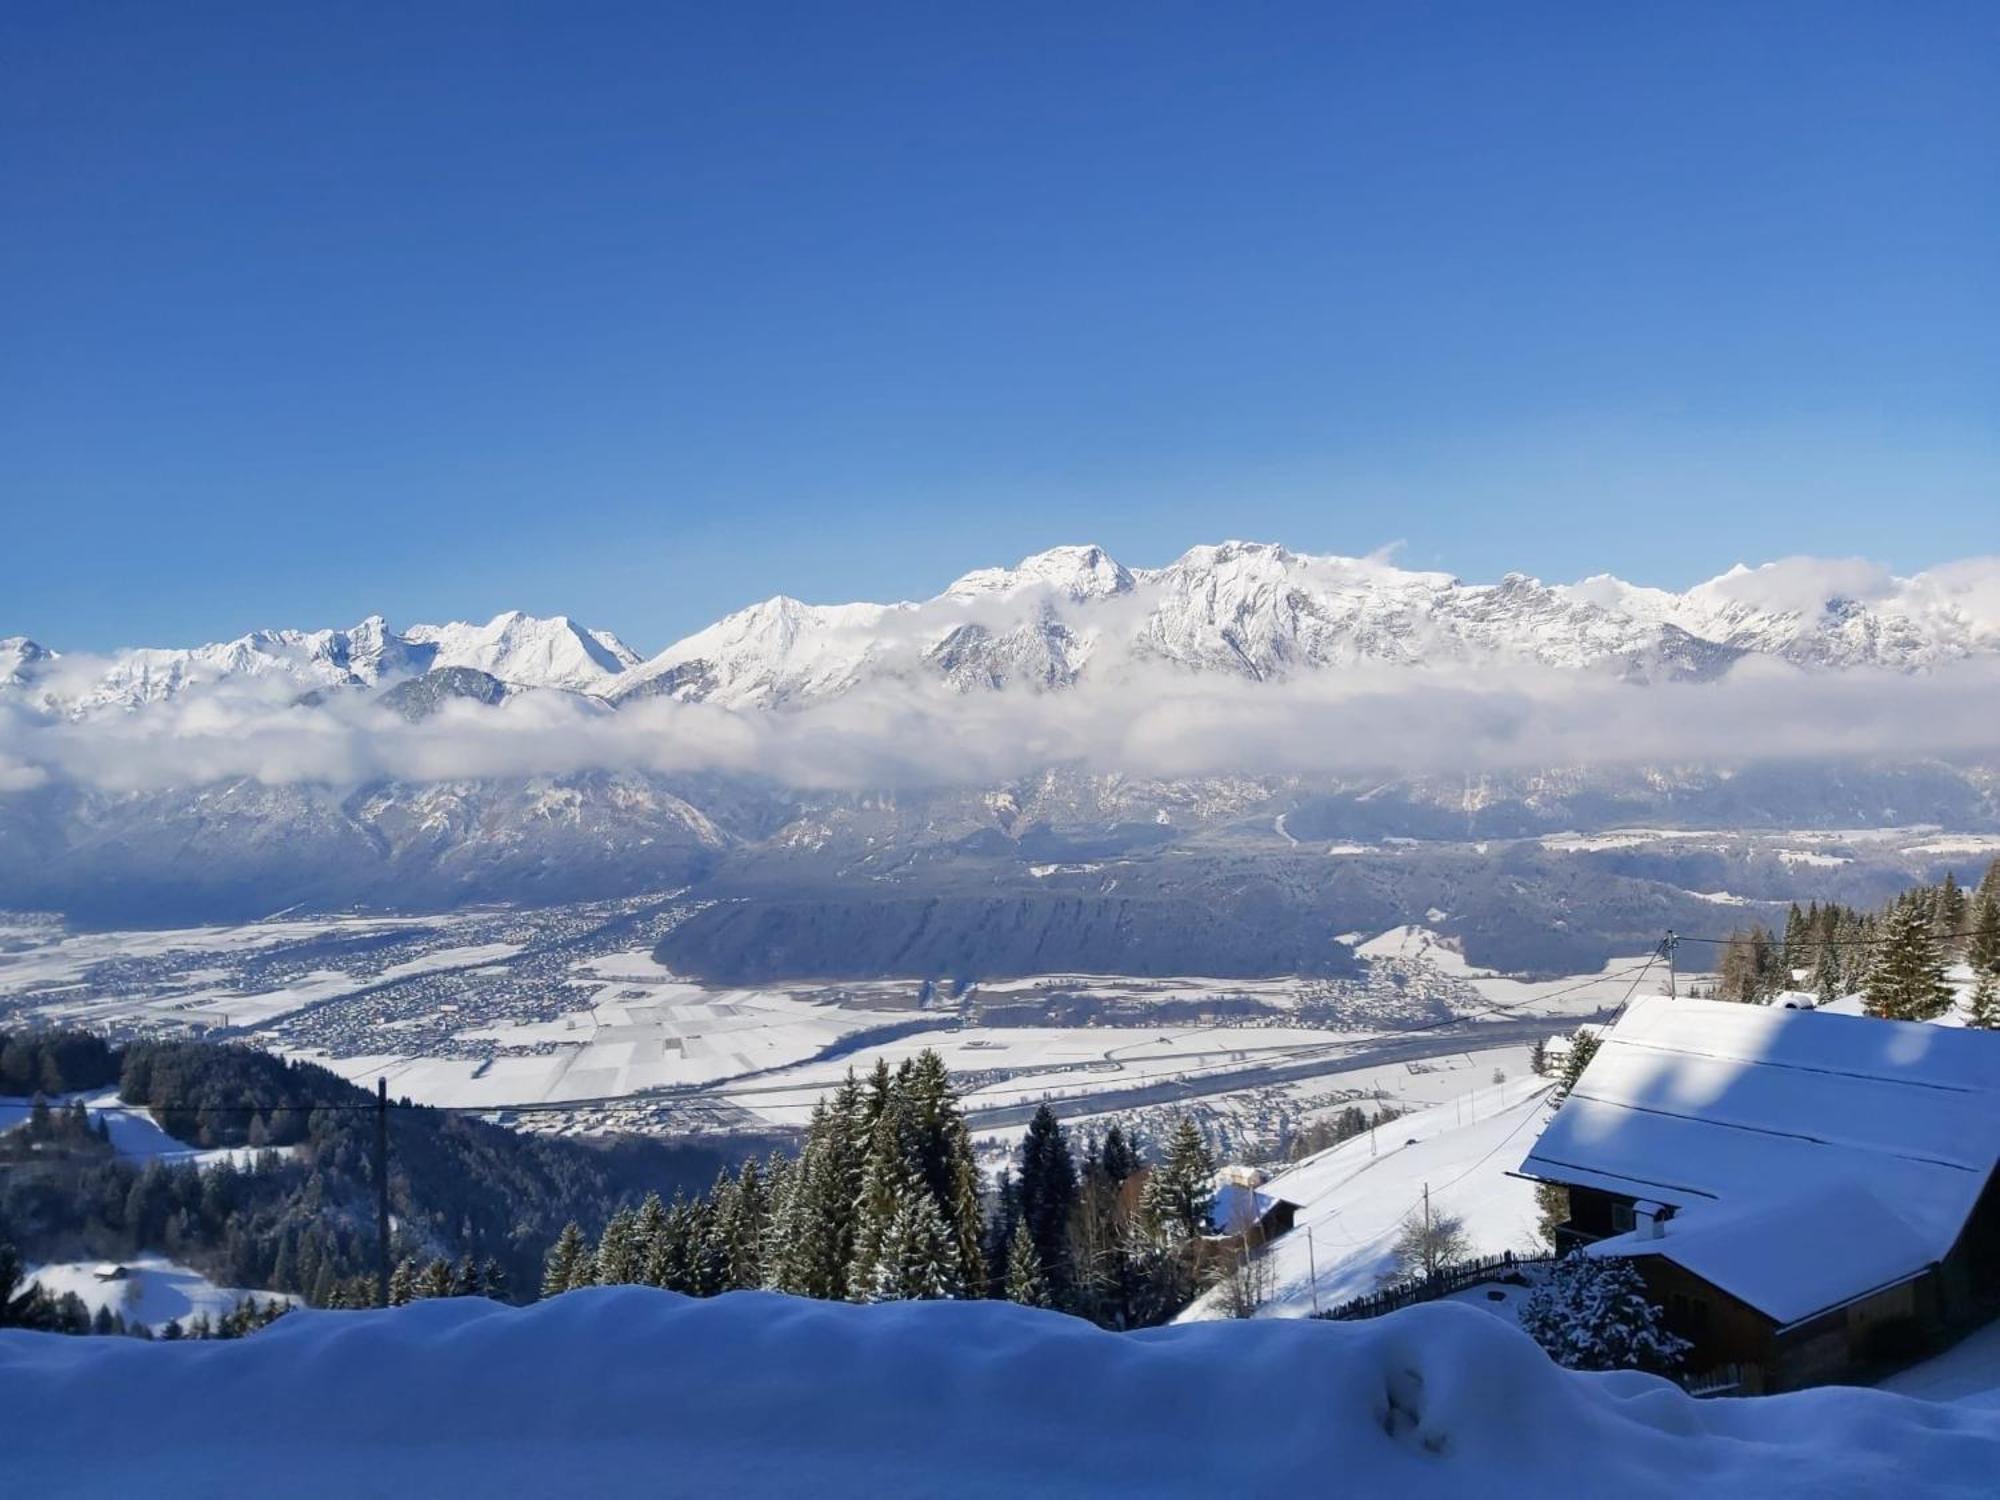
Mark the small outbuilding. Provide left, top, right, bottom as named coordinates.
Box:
left=1208, top=1165, right=1301, bottom=1245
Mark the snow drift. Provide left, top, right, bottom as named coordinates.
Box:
left=3, top=1289, right=1995, bottom=1498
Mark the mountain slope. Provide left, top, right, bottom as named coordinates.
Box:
left=16, top=544, right=2000, bottom=717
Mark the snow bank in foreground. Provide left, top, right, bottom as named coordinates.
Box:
left=4, top=1291, right=1996, bottom=1499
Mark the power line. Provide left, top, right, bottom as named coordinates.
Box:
left=1673, top=926, right=1985, bottom=948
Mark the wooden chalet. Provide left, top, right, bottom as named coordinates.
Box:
left=1518, top=996, right=2000, bottom=1392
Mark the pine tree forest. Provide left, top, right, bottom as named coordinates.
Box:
left=538, top=1052, right=1223, bottom=1329
left=1711, top=858, right=2000, bottom=1024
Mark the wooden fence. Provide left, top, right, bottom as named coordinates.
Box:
left=1311, top=1251, right=1553, bottom=1322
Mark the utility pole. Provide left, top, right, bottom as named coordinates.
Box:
left=1306, top=1226, right=1321, bottom=1315
left=375, top=1076, right=390, bottom=1309
left=1664, top=930, right=1679, bottom=1000
left=1422, top=1183, right=1433, bottom=1278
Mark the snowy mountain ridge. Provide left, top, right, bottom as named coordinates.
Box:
left=10, top=542, right=2000, bottom=715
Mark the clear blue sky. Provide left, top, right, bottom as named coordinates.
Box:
left=4, top=2, right=1995, bottom=653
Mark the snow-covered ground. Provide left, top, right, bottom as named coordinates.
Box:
left=1878, top=1321, right=2000, bottom=1409
left=23, top=1253, right=287, bottom=1332
left=1181, top=1077, right=1555, bottom=1320
left=3, top=1290, right=1994, bottom=1498
left=0, top=1089, right=291, bottom=1169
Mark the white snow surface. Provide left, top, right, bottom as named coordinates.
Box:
left=1880, top=1320, right=2000, bottom=1408
left=4, top=1289, right=1997, bottom=1498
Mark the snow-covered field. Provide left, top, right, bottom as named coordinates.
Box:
left=23, top=1253, right=286, bottom=1333
left=303, top=978, right=907, bottom=1107
left=3, top=1290, right=1995, bottom=1498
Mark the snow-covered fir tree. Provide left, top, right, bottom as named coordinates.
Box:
left=1138, top=1115, right=1215, bottom=1242
left=862, top=1187, right=962, bottom=1303
left=1003, top=1228, right=1052, bottom=1308
left=1864, top=898, right=1954, bottom=1021
left=1551, top=1029, right=1601, bottom=1106
left=540, top=1222, right=589, bottom=1296
left=1966, top=971, right=1999, bottom=1030
left=1519, top=1252, right=1690, bottom=1374
left=1968, top=886, right=2000, bottom=978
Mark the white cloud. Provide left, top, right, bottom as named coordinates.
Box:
left=4, top=655, right=2000, bottom=796
left=1692, top=556, right=1896, bottom=617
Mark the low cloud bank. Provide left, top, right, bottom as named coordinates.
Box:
left=4, top=656, right=1999, bottom=795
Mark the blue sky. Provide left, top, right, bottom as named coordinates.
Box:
left=4, top=2, right=1994, bottom=653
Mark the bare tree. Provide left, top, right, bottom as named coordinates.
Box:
left=1217, top=1228, right=1274, bottom=1318
left=1391, top=1192, right=1469, bottom=1280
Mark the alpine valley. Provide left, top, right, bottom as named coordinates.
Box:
left=4, top=541, right=2000, bottom=976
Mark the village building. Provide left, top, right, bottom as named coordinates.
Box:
left=1519, top=995, right=2000, bottom=1392
left=1207, top=1164, right=1301, bottom=1246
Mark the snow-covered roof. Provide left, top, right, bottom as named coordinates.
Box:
left=1585, top=1183, right=1937, bottom=1327
left=1210, top=1182, right=1285, bottom=1236
left=1521, top=996, right=2000, bottom=1321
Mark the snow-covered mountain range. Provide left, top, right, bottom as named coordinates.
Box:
left=8, top=542, right=2000, bottom=716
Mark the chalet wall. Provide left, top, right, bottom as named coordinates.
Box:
left=1626, top=1256, right=1774, bottom=1380
left=1940, top=1166, right=2000, bottom=1326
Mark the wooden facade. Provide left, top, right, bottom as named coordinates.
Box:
left=1552, top=1172, right=2000, bottom=1393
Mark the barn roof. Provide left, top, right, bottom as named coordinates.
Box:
left=1520, top=996, right=2000, bottom=1322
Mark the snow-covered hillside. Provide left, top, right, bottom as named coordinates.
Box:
left=1181, top=1077, right=1556, bottom=1322
left=4, top=1289, right=1996, bottom=1498
left=22, top=1254, right=285, bottom=1334
left=14, top=543, right=2000, bottom=715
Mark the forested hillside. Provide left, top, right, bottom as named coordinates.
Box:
left=0, top=1032, right=776, bottom=1320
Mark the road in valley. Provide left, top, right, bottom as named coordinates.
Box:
left=957, top=1011, right=1613, bottom=1130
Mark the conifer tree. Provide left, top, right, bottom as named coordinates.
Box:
left=864, top=1187, right=962, bottom=1303
left=1864, top=899, right=1954, bottom=1021
left=595, top=1206, right=643, bottom=1286
left=1812, top=940, right=1843, bottom=1007
left=416, top=1257, right=452, bottom=1300
left=542, top=1221, right=589, bottom=1299
left=1552, top=1029, right=1601, bottom=1105
left=1968, top=889, right=2000, bottom=978
left=1965, top=971, right=2000, bottom=1031
left=450, top=1254, right=481, bottom=1297
left=1138, top=1116, right=1215, bottom=1242
left=902, top=1049, right=985, bottom=1292
left=479, top=1258, right=509, bottom=1302
left=1519, top=1252, right=1689, bottom=1373
left=765, top=1103, right=835, bottom=1296
left=982, top=1167, right=1020, bottom=1299
left=847, top=1090, right=919, bottom=1300
left=630, top=1192, right=668, bottom=1283
left=1099, top=1125, right=1138, bottom=1183
left=1936, top=871, right=1968, bottom=948
left=387, top=1256, right=418, bottom=1307
left=757, top=1151, right=797, bottom=1287
left=645, top=1194, right=698, bottom=1292
left=1015, top=1105, right=1080, bottom=1299
left=1003, top=1225, right=1052, bottom=1308
left=1781, top=903, right=1806, bottom=981
left=709, top=1160, right=767, bottom=1290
